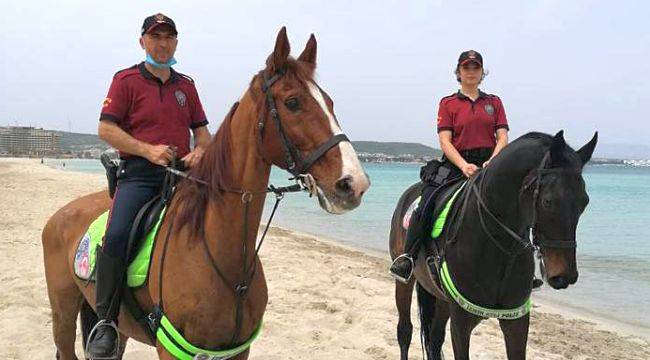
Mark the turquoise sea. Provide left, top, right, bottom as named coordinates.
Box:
left=46, top=159, right=650, bottom=329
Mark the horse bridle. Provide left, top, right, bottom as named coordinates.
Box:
left=467, top=151, right=578, bottom=259
left=258, top=70, right=350, bottom=177
left=526, top=152, right=578, bottom=250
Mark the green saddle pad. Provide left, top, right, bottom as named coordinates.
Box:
left=73, top=208, right=166, bottom=287
left=430, top=182, right=467, bottom=239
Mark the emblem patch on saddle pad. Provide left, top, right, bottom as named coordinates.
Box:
left=402, top=196, right=421, bottom=230
left=75, top=233, right=91, bottom=279
left=73, top=208, right=166, bottom=287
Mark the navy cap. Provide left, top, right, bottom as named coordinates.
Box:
left=458, top=50, right=483, bottom=67
left=141, top=13, right=178, bottom=36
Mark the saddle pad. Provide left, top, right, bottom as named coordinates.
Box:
left=431, top=182, right=466, bottom=239
left=73, top=208, right=166, bottom=287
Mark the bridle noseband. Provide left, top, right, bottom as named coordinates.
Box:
left=258, top=70, right=350, bottom=177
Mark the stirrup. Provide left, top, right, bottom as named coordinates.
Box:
left=84, top=319, right=120, bottom=360
left=389, top=254, right=414, bottom=284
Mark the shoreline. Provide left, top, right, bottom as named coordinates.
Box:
left=20, top=155, right=650, bottom=168
left=267, top=224, right=650, bottom=341
left=1, top=157, right=649, bottom=359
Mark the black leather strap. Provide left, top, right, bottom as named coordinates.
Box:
left=298, top=134, right=350, bottom=174
left=259, top=71, right=351, bottom=176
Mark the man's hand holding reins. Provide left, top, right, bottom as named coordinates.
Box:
left=146, top=144, right=175, bottom=166
left=181, top=146, right=205, bottom=168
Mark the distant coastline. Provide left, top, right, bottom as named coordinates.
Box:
left=1, top=129, right=647, bottom=166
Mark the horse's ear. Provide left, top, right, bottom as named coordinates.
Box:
left=298, top=34, right=317, bottom=65
left=266, top=26, right=291, bottom=73
left=576, top=131, right=598, bottom=166
left=549, top=130, right=566, bottom=165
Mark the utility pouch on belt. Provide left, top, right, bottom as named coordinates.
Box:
left=100, top=153, right=119, bottom=199
left=420, top=159, right=442, bottom=185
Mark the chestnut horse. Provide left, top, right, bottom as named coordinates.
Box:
left=389, top=131, right=597, bottom=359
left=43, top=27, right=370, bottom=359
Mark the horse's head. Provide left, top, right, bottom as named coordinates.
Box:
left=527, top=131, right=597, bottom=289
left=254, top=27, right=370, bottom=213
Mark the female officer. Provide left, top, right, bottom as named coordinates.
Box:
left=389, top=50, right=509, bottom=283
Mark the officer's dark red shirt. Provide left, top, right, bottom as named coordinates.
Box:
left=436, top=90, right=509, bottom=152
left=99, top=62, right=208, bottom=158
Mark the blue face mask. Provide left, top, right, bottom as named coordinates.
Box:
left=145, top=53, right=177, bottom=69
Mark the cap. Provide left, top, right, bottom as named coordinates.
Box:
left=458, top=50, right=483, bottom=67
left=141, top=13, right=178, bottom=36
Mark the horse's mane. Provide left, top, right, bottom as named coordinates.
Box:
left=502, top=131, right=580, bottom=168
left=171, top=57, right=315, bottom=240
left=511, top=131, right=553, bottom=145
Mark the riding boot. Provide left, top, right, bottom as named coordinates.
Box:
left=390, top=210, right=427, bottom=283
left=85, top=246, right=125, bottom=359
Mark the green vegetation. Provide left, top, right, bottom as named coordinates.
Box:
left=352, top=141, right=442, bottom=157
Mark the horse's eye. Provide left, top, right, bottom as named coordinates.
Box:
left=285, top=98, right=300, bottom=111
left=542, top=198, right=552, bottom=208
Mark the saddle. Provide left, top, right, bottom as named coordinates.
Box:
left=102, top=153, right=183, bottom=259
left=73, top=156, right=182, bottom=285
left=402, top=176, right=470, bottom=301
left=402, top=176, right=465, bottom=236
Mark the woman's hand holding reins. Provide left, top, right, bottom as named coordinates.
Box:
left=461, top=163, right=479, bottom=178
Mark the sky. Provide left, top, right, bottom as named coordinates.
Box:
left=1, top=0, right=648, bottom=154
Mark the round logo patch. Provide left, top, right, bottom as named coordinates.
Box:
left=484, top=103, right=494, bottom=116
left=174, top=90, right=187, bottom=107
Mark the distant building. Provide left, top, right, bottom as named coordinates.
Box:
left=0, top=126, right=61, bottom=155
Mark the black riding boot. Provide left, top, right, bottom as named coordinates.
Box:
left=85, top=247, right=125, bottom=359
left=390, top=210, right=428, bottom=283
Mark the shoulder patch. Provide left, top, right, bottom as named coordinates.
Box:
left=113, top=65, right=139, bottom=80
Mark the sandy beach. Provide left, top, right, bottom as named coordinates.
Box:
left=1, top=157, right=648, bottom=359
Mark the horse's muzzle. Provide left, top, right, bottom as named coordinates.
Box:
left=547, top=272, right=578, bottom=289
left=317, top=173, right=370, bottom=214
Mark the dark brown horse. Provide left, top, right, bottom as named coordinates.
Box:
left=43, top=27, right=370, bottom=359
left=389, top=131, right=597, bottom=360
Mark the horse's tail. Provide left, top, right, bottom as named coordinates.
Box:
left=80, top=299, right=98, bottom=348
left=416, top=282, right=437, bottom=360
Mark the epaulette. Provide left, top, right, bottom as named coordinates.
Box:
left=440, top=93, right=457, bottom=103
left=113, top=65, right=139, bottom=80
left=178, top=72, right=195, bottom=84
left=486, top=94, right=501, bottom=102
